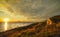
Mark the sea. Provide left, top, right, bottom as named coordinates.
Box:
left=0, top=22, right=33, bottom=32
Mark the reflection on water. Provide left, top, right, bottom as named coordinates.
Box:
left=0, top=22, right=32, bottom=32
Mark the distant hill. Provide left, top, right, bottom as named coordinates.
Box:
left=0, top=15, right=60, bottom=37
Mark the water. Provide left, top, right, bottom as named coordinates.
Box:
left=0, top=22, right=32, bottom=32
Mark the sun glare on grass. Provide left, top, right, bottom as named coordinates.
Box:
left=3, top=18, right=9, bottom=30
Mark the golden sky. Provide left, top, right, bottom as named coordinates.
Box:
left=0, top=0, right=30, bottom=22
left=0, top=0, right=60, bottom=22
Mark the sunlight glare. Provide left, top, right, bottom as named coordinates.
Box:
left=3, top=18, right=9, bottom=30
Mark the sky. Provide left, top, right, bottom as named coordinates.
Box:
left=0, top=0, right=60, bottom=22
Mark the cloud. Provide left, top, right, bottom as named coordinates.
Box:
left=0, top=0, right=60, bottom=22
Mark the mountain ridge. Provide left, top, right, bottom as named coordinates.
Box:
left=0, top=15, right=60, bottom=37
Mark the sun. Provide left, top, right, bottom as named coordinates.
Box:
left=3, top=18, right=9, bottom=30
left=4, top=18, right=9, bottom=21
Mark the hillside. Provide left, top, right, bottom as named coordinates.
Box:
left=0, top=15, right=60, bottom=37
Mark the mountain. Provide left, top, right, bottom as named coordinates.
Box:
left=0, top=15, right=60, bottom=37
